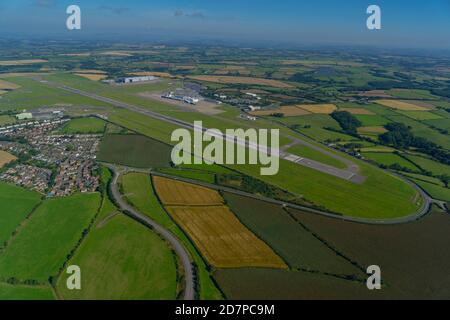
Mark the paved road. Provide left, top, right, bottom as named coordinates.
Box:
left=106, top=165, right=195, bottom=300
left=39, top=79, right=365, bottom=183
left=151, top=170, right=432, bottom=225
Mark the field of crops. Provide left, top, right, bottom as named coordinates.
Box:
left=0, top=193, right=100, bottom=282
left=97, top=134, right=172, bottom=168
left=153, top=176, right=224, bottom=206
left=375, top=100, right=429, bottom=111
left=0, top=151, right=17, bottom=168
left=187, top=75, right=293, bottom=88
left=167, top=205, right=286, bottom=269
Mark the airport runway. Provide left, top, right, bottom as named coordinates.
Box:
left=43, top=80, right=366, bottom=183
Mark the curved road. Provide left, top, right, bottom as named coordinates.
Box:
left=151, top=170, right=433, bottom=225
left=106, top=165, right=195, bottom=300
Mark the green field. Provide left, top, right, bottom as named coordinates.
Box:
left=0, top=283, right=54, bottom=300
left=289, top=207, right=450, bottom=299
left=0, top=115, right=16, bottom=126
left=0, top=183, right=42, bottom=247
left=57, top=214, right=177, bottom=300
left=214, top=268, right=389, bottom=300
left=59, top=117, right=106, bottom=134
left=287, top=144, right=347, bottom=169
left=410, top=179, right=450, bottom=201
left=157, top=168, right=216, bottom=184
left=362, top=152, right=419, bottom=171
left=0, top=193, right=100, bottom=282
left=405, top=155, right=450, bottom=176
left=354, top=115, right=390, bottom=127
left=224, top=193, right=363, bottom=276
left=97, top=134, right=172, bottom=168
left=120, top=172, right=223, bottom=300
left=395, top=111, right=443, bottom=121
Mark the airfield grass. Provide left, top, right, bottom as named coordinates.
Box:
left=0, top=77, right=113, bottom=110
left=97, top=134, right=172, bottom=168
left=287, top=144, right=347, bottom=169
left=362, top=152, right=419, bottom=171
left=0, top=183, right=42, bottom=248
left=0, top=283, right=54, bottom=300
left=120, top=173, right=223, bottom=300
left=224, top=193, right=363, bottom=276
left=59, top=117, right=106, bottom=134
left=57, top=214, right=177, bottom=300
left=405, top=154, right=450, bottom=176
left=0, top=193, right=100, bottom=282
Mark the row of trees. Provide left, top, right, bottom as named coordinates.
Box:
left=330, top=111, right=362, bottom=135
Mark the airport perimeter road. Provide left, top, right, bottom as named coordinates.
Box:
left=39, top=80, right=365, bottom=183
left=106, top=165, right=195, bottom=300
left=151, top=171, right=432, bottom=226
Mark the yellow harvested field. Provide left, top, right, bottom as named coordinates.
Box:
left=357, top=126, right=388, bottom=134
left=153, top=176, right=224, bottom=206
left=339, top=108, right=375, bottom=115
left=0, top=151, right=17, bottom=168
left=0, top=79, right=20, bottom=90
left=375, top=100, right=428, bottom=111
left=187, top=75, right=293, bottom=88
left=75, top=73, right=107, bottom=81
left=100, top=51, right=133, bottom=57
left=251, top=106, right=311, bottom=117
left=131, top=72, right=173, bottom=78
left=0, top=59, right=47, bottom=66
left=297, top=104, right=337, bottom=114
left=167, top=206, right=287, bottom=269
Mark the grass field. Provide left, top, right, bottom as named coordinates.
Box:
left=410, top=179, right=450, bottom=201
left=357, top=126, right=388, bottom=135
left=405, top=154, right=450, bottom=176
left=354, top=115, right=391, bottom=127
left=362, top=152, right=419, bottom=171
left=166, top=205, right=287, bottom=269
left=396, top=111, right=443, bottom=121
left=251, top=106, right=311, bottom=117
left=287, top=144, right=347, bottom=169
left=0, top=283, right=54, bottom=300
left=338, top=108, right=374, bottom=115
left=0, top=183, right=41, bottom=247
left=153, top=176, right=224, bottom=206
left=375, top=100, right=429, bottom=111
left=74, top=73, right=107, bottom=81
left=157, top=168, right=216, bottom=184
left=59, top=117, right=106, bottom=134
left=224, top=193, right=363, bottom=276
left=57, top=214, right=177, bottom=300
left=0, top=151, right=17, bottom=168
left=0, top=193, right=100, bottom=282
left=0, top=115, right=16, bottom=126
left=97, top=134, right=172, bottom=168
left=120, top=173, right=223, bottom=299
left=187, top=75, right=293, bottom=88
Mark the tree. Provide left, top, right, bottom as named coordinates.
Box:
left=439, top=174, right=450, bottom=188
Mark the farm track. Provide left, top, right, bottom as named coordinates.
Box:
left=106, top=165, right=195, bottom=300
left=36, top=79, right=365, bottom=183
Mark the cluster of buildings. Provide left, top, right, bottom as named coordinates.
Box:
left=116, top=76, right=158, bottom=84
left=0, top=117, right=101, bottom=197
left=0, top=165, right=51, bottom=193
left=162, top=88, right=200, bottom=105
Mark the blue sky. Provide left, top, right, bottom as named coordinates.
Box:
left=1, top=0, right=450, bottom=48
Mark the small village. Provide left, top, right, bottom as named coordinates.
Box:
left=0, top=115, right=101, bottom=197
